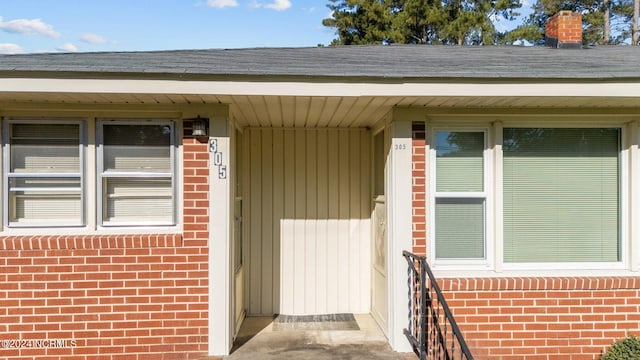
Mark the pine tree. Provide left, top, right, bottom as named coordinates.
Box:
left=322, top=0, right=402, bottom=45
left=506, top=0, right=635, bottom=45
left=323, top=0, right=521, bottom=45
left=635, top=0, right=639, bottom=44
left=393, top=0, right=448, bottom=44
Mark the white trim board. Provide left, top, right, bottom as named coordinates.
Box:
left=2, top=78, right=640, bottom=98
left=209, top=114, right=233, bottom=356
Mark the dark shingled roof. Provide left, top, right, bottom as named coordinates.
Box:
left=1, top=45, right=639, bottom=80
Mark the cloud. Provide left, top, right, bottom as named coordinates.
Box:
left=206, top=0, right=238, bottom=8
left=0, top=43, right=23, bottom=54
left=80, top=33, right=116, bottom=44
left=0, top=16, right=61, bottom=38
left=265, top=0, right=291, bottom=10
left=252, top=0, right=292, bottom=11
left=56, top=43, right=78, bottom=52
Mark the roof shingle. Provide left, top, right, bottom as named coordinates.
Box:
left=1, top=45, right=639, bottom=80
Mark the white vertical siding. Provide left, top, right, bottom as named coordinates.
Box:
left=245, top=128, right=371, bottom=316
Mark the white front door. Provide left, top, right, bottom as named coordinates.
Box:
left=370, top=130, right=389, bottom=335
left=233, top=197, right=244, bottom=333
left=371, top=195, right=388, bottom=333
left=233, top=129, right=245, bottom=336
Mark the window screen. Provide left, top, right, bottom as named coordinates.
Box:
left=5, top=122, right=83, bottom=226
left=99, top=121, right=175, bottom=226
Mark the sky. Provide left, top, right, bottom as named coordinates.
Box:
left=0, top=0, right=532, bottom=55
left=0, top=0, right=337, bottom=54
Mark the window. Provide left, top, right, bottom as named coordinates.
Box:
left=3, top=120, right=83, bottom=227
left=2, top=117, right=177, bottom=229
left=430, top=125, right=623, bottom=270
left=98, top=120, right=176, bottom=226
left=503, top=128, right=620, bottom=263
left=432, top=130, right=487, bottom=261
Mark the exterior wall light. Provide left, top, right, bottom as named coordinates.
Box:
left=189, top=117, right=209, bottom=137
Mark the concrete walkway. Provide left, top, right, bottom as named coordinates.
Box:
left=223, top=314, right=417, bottom=360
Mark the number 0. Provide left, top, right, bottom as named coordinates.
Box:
left=214, top=152, right=223, bottom=166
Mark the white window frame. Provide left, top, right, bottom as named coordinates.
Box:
left=427, top=118, right=630, bottom=275
left=498, top=122, right=627, bottom=272
left=97, top=119, right=177, bottom=227
left=2, top=118, right=85, bottom=228
left=429, top=127, right=493, bottom=270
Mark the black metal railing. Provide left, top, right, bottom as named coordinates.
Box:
left=402, top=251, right=473, bottom=360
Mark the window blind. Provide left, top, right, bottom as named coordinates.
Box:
left=11, top=192, right=81, bottom=224
left=11, top=123, right=80, bottom=173
left=103, top=178, right=173, bottom=224
left=435, top=198, right=485, bottom=259
left=503, top=128, right=620, bottom=263
left=434, top=130, right=485, bottom=260
left=100, top=122, right=174, bottom=226
left=7, top=122, right=82, bottom=226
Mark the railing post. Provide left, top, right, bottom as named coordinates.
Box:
left=402, top=251, right=474, bottom=360
left=419, top=257, right=427, bottom=360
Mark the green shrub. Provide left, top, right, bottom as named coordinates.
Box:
left=601, top=336, right=640, bottom=360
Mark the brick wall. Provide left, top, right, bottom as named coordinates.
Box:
left=0, top=131, right=210, bottom=360
left=441, top=277, right=640, bottom=360
left=412, top=122, right=427, bottom=256
left=409, top=121, right=640, bottom=360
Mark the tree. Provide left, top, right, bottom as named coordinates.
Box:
left=506, top=0, right=635, bottom=45
left=393, top=0, right=448, bottom=44
left=633, top=0, right=639, bottom=44
left=322, top=0, right=402, bottom=45
left=604, top=0, right=611, bottom=43
left=323, top=0, right=522, bottom=45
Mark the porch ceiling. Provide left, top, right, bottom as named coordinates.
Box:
left=1, top=92, right=638, bottom=128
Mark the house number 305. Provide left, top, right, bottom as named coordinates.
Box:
left=209, top=139, right=227, bottom=179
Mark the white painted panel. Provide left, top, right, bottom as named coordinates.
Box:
left=248, top=130, right=263, bottom=315
left=337, top=130, right=350, bottom=314
left=316, top=130, right=329, bottom=314
left=271, top=129, right=283, bottom=313
left=246, top=128, right=371, bottom=316
left=304, top=131, right=317, bottom=313
left=280, top=130, right=296, bottom=314
left=326, top=129, right=340, bottom=313
left=260, top=130, right=273, bottom=314
left=234, top=266, right=244, bottom=334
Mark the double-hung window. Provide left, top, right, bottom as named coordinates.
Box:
left=2, top=117, right=178, bottom=230
left=432, top=130, right=487, bottom=262
left=98, top=120, right=176, bottom=226
left=3, top=119, right=84, bottom=227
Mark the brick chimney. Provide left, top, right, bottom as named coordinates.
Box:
left=545, top=11, right=582, bottom=49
